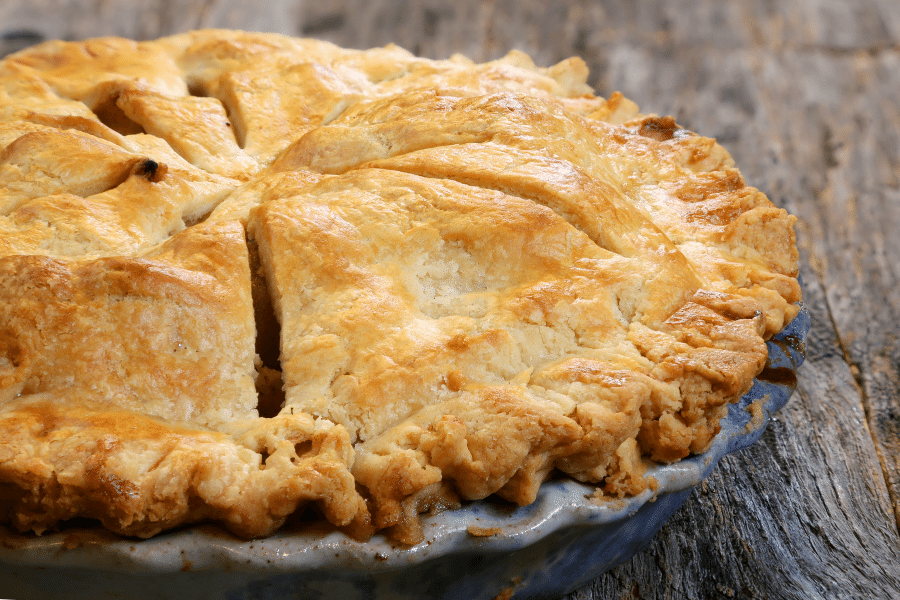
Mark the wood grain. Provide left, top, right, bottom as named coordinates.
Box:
left=2, top=1, right=899, bottom=598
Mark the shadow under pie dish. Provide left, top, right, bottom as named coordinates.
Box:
left=0, top=29, right=803, bottom=597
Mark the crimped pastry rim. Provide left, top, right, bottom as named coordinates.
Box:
left=0, top=305, right=807, bottom=579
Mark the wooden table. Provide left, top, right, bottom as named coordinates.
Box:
left=2, top=1, right=899, bottom=597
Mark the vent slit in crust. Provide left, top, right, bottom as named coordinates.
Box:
left=0, top=129, right=150, bottom=215
left=92, top=91, right=145, bottom=136
left=247, top=228, right=286, bottom=419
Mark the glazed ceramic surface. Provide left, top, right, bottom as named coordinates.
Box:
left=0, top=307, right=809, bottom=600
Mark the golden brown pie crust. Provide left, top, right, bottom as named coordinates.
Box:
left=0, top=30, right=800, bottom=543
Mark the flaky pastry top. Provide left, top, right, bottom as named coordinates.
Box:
left=0, top=30, right=799, bottom=543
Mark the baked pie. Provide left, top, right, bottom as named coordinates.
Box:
left=0, top=30, right=800, bottom=544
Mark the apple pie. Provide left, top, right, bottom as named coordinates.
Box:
left=0, top=30, right=800, bottom=543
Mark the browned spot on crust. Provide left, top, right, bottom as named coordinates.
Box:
left=445, top=369, right=466, bottom=392
left=638, top=115, right=679, bottom=141
left=11, top=401, right=198, bottom=443
left=673, top=170, right=746, bottom=203
left=446, top=333, right=469, bottom=351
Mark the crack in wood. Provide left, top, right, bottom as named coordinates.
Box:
left=806, top=252, right=900, bottom=536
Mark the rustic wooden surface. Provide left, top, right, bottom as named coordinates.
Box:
left=2, top=1, right=899, bottom=598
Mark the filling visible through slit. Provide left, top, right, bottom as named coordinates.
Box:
left=247, top=231, right=285, bottom=418
left=91, top=92, right=146, bottom=136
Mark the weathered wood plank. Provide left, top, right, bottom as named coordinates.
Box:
left=723, top=45, right=900, bottom=537
left=3, top=0, right=900, bottom=56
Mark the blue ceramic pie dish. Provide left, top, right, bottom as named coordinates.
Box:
left=0, top=306, right=809, bottom=600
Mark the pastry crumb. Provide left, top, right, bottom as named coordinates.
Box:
left=467, top=525, right=503, bottom=537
